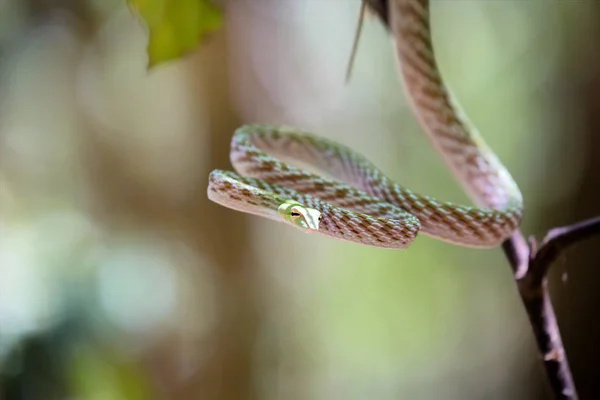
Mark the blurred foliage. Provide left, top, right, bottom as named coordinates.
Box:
left=127, top=0, right=222, bottom=67
left=68, top=344, right=152, bottom=400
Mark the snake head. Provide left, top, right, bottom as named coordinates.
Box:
left=278, top=200, right=321, bottom=231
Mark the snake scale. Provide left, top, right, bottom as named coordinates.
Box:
left=207, top=0, right=523, bottom=249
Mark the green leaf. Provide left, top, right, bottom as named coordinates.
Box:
left=128, top=0, right=223, bottom=68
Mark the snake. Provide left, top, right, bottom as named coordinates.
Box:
left=207, top=0, right=523, bottom=249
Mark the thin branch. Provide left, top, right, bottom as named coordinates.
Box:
left=502, top=228, right=579, bottom=399
left=345, top=0, right=367, bottom=83
left=509, top=215, right=600, bottom=399
left=503, top=231, right=579, bottom=398
left=529, top=216, right=600, bottom=286
left=519, top=283, right=577, bottom=400
left=499, top=216, right=600, bottom=400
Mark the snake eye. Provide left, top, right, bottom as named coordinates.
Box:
left=278, top=202, right=320, bottom=231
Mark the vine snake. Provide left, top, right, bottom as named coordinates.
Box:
left=207, top=0, right=523, bottom=249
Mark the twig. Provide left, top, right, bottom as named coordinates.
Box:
left=529, top=216, right=600, bottom=287
left=345, top=0, right=367, bottom=83
left=501, top=216, right=600, bottom=399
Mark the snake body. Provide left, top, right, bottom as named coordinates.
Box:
left=207, top=0, right=523, bottom=249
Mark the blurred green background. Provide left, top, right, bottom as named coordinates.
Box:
left=1, top=0, right=599, bottom=399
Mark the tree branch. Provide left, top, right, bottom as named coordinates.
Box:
left=519, top=280, right=577, bottom=400
left=529, top=216, right=600, bottom=287
left=501, top=215, right=600, bottom=399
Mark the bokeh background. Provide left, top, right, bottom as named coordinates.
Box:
left=1, top=0, right=599, bottom=399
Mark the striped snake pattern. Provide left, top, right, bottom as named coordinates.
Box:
left=207, top=0, right=523, bottom=249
